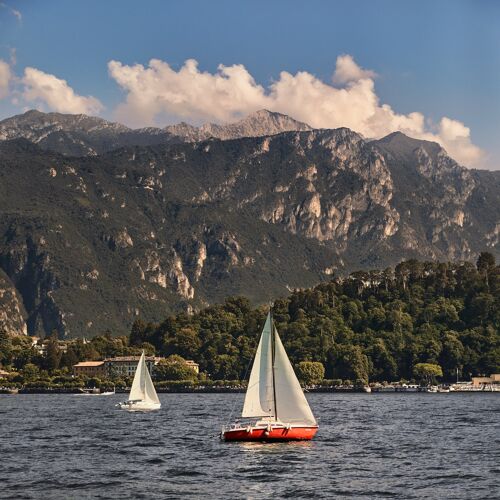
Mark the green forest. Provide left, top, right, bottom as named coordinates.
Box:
left=1, top=254, right=499, bottom=387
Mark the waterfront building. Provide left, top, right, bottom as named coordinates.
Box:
left=73, top=361, right=106, bottom=378
left=73, top=356, right=200, bottom=378
left=185, top=360, right=200, bottom=374
left=472, top=374, right=500, bottom=387
left=104, top=356, right=160, bottom=377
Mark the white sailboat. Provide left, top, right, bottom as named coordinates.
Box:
left=117, top=351, right=161, bottom=411
left=221, top=311, right=318, bottom=441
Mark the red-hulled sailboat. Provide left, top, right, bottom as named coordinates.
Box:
left=221, top=310, right=318, bottom=442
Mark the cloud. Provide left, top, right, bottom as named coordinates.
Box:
left=108, top=58, right=266, bottom=126
left=22, top=67, right=103, bottom=114
left=332, top=54, right=377, bottom=84
left=0, top=2, right=22, bottom=22
left=108, top=55, right=483, bottom=167
left=437, top=118, right=483, bottom=167
left=0, top=59, right=12, bottom=99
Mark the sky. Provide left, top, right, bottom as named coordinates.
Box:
left=0, top=0, right=499, bottom=169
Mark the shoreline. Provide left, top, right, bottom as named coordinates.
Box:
left=1, top=386, right=498, bottom=395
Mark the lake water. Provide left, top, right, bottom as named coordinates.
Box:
left=1, top=393, right=499, bottom=499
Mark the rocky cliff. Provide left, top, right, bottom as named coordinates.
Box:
left=0, top=269, right=28, bottom=336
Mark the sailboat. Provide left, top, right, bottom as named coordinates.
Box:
left=221, top=311, right=318, bottom=441
left=116, top=351, right=161, bottom=411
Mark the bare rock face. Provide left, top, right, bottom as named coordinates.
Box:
left=0, top=269, right=27, bottom=336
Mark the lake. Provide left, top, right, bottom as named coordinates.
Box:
left=1, top=393, right=499, bottom=499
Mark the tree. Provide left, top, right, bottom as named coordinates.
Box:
left=477, top=252, right=496, bottom=290
left=367, top=339, right=397, bottom=381
left=162, top=327, right=201, bottom=359
left=44, top=334, right=61, bottom=372
left=414, top=363, right=443, bottom=385
left=60, top=347, right=79, bottom=370
left=329, top=345, right=369, bottom=384
left=477, top=252, right=495, bottom=273
left=439, top=332, right=464, bottom=380
left=0, top=329, right=12, bottom=366
left=154, top=355, right=198, bottom=381
left=22, top=363, right=40, bottom=381
left=129, top=319, right=147, bottom=346
left=296, top=361, right=325, bottom=384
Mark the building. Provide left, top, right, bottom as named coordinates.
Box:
left=185, top=360, right=200, bottom=374
left=73, top=361, right=106, bottom=378
left=73, top=356, right=200, bottom=378
left=103, top=356, right=162, bottom=377
left=472, top=374, right=500, bottom=386
left=32, top=337, right=69, bottom=355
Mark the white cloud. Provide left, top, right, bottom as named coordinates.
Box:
left=108, top=55, right=483, bottom=167
left=332, top=54, right=377, bottom=84
left=0, top=2, right=21, bottom=22
left=22, top=67, right=103, bottom=115
left=437, top=117, right=482, bottom=167
left=108, top=58, right=266, bottom=126
left=0, top=59, right=12, bottom=99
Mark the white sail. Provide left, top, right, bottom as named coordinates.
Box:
left=273, top=328, right=317, bottom=425
left=143, top=356, right=160, bottom=405
left=128, top=351, right=160, bottom=405
left=241, top=313, right=274, bottom=418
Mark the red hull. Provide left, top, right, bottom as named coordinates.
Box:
left=222, top=425, right=318, bottom=442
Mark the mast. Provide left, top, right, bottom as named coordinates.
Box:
left=270, top=305, right=278, bottom=421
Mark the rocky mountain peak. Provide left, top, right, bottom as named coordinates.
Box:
left=0, top=109, right=131, bottom=138
left=375, top=131, right=443, bottom=160
left=199, top=109, right=312, bottom=140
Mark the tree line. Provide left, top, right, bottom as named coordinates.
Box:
left=128, top=253, right=499, bottom=384
left=0, top=253, right=498, bottom=386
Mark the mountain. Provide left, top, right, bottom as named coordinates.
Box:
left=0, top=110, right=175, bottom=156
left=0, top=109, right=312, bottom=156
left=0, top=110, right=498, bottom=339
left=165, top=109, right=312, bottom=141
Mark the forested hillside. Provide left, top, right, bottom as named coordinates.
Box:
left=128, top=254, right=499, bottom=383
left=1, top=255, right=498, bottom=385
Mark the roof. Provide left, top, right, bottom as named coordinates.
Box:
left=104, top=356, right=162, bottom=362
left=74, top=361, right=104, bottom=367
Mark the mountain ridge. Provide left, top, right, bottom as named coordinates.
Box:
left=0, top=109, right=313, bottom=156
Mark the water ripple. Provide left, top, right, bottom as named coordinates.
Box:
left=0, top=393, right=499, bottom=499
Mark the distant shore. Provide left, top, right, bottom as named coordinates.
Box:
left=1, top=386, right=498, bottom=395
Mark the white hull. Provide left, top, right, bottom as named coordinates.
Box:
left=117, top=400, right=161, bottom=411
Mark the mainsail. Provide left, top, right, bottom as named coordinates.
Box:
left=241, top=312, right=316, bottom=426
left=128, top=351, right=160, bottom=405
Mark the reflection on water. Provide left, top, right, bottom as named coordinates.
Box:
left=237, top=440, right=314, bottom=453
left=1, top=393, right=499, bottom=499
